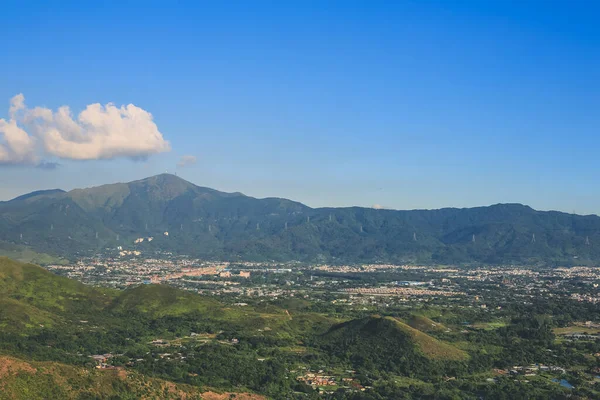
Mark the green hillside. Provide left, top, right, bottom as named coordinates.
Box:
left=0, top=241, right=65, bottom=265
left=2, top=174, right=600, bottom=264
left=0, top=297, right=57, bottom=330
left=313, top=315, right=467, bottom=378
left=0, top=355, right=265, bottom=400
left=405, top=314, right=449, bottom=333
left=386, top=317, right=467, bottom=361
left=0, top=257, right=113, bottom=316
left=109, top=284, right=223, bottom=317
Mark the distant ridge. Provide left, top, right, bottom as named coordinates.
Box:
left=1, top=174, right=600, bottom=265
left=9, top=189, right=65, bottom=202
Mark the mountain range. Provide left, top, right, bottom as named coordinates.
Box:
left=1, top=173, right=600, bottom=265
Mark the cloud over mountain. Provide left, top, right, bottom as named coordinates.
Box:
left=0, top=94, right=170, bottom=166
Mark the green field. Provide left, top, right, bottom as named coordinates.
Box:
left=471, top=321, right=508, bottom=330
left=554, top=325, right=600, bottom=335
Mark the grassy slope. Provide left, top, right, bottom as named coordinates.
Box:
left=0, top=242, right=66, bottom=265
left=110, top=284, right=221, bottom=316
left=385, top=317, right=468, bottom=361
left=405, top=314, right=449, bottom=333
left=0, top=297, right=59, bottom=330
left=0, top=257, right=115, bottom=316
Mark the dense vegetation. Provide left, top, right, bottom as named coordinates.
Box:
left=2, top=174, right=600, bottom=264
left=1, top=257, right=599, bottom=399
left=0, top=355, right=212, bottom=400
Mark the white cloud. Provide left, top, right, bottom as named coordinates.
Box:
left=177, top=155, right=197, bottom=167
left=9, top=93, right=25, bottom=118
left=0, top=114, right=38, bottom=165
left=372, top=204, right=386, bottom=210
left=0, top=94, right=171, bottom=166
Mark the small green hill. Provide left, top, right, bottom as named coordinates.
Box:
left=386, top=317, right=466, bottom=360
left=315, top=315, right=467, bottom=378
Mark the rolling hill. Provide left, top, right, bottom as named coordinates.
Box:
left=313, top=315, right=467, bottom=378
left=2, top=173, right=600, bottom=264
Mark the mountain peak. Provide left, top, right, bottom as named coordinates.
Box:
left=135, top=173, right=192, bottom=185
left=129, top=173, right=197, bottom=201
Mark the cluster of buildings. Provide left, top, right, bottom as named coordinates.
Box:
left=45, top=254, right=600, bottom=310
left=297, top=372, right=337, bottom=387
left=90, top=353, right=115, bottom=369
left=571, top=292, right=600, bottom=304
left=341, top=286, right=464, bottom=297
left=295, top=370, right=364, bottom=392
left=502, top=364, right=567, bottom=376
left=46, top=257, right=252, bottom=288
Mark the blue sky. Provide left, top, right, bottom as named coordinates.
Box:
left=0, top=1, right=598, bottom=214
